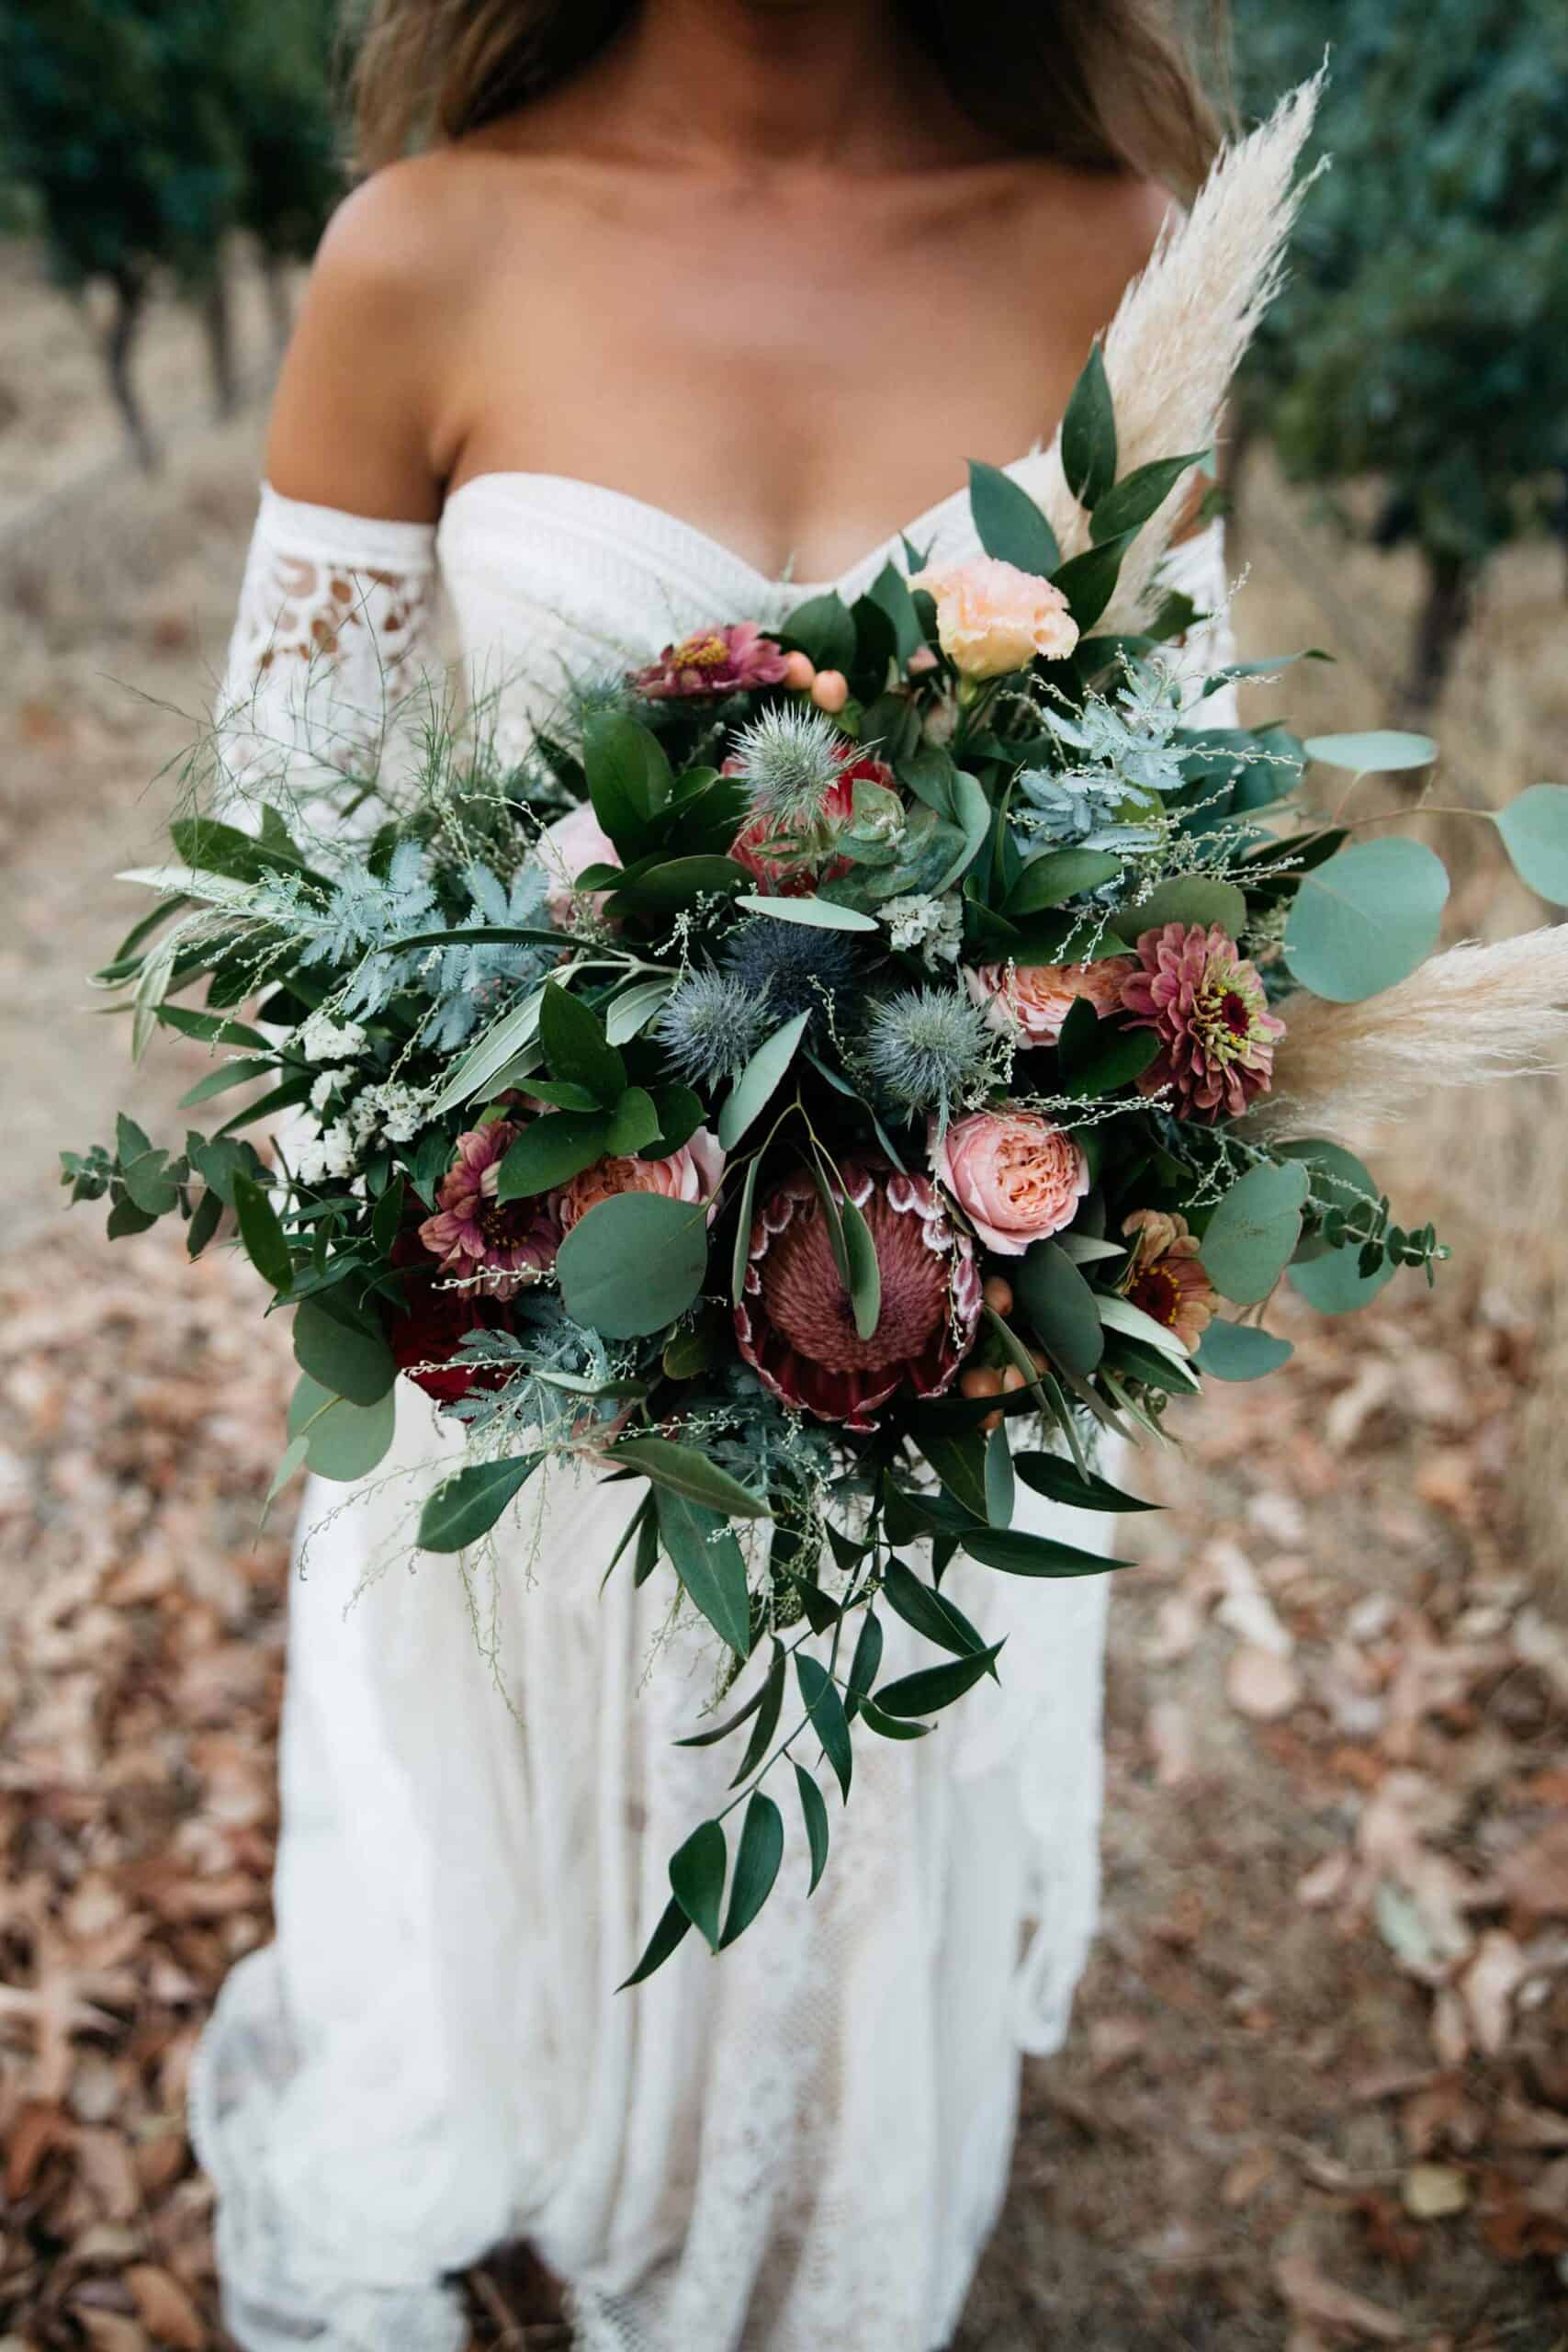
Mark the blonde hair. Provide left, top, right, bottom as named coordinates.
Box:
left=347, top=1, right=1232, bottom=198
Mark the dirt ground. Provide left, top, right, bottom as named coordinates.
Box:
left=2, top=243, right=1566, bottom=2350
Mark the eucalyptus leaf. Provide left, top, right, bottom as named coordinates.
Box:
left=1005, top=847, right=1122, bottom=915
left=1132, top=875, right=1247, bottom=938
left=1192, top=1319, right=1294, bottom=1380
left=840, top=1193, right=881, bottom=1344
left=1303, top=730, right=1437, bottom=775
left=231, top=1173, right=292, bottom=1294
left=1495, top=784, right=1568, bottom=908
left=617, top=1894, right=693, bottom=1990
left=1012, top=1451, right=1156, bottom=1513
left=1284, top=839, right=1450, bottom=1003
left=1201, top=1159, right=1311, bottom=1306
left=287, top=1371, right=397, bottom=1482
left=1089, top=452, right=1205, bottom=545
left=961, top=1525, right=1130, bottom=1577
left=292, top=1292, right=396, bottom=1407
left=557, top=1192, right=711, bottom=1338
left=743, top=896, right=880, bottom=933
left=985, top=1426, right=1015, bottom=1529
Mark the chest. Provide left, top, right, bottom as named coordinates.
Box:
left=444, top=173, right=1117, bottom=582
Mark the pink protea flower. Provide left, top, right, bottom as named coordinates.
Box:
left=1121, top=922, right=1286, bottom=1122
left=418, top=1121, right=560, bottom=1299
left=1121, top=1210, right=1216, bottom=1351
left=632, top=622, right=791, bottom=700
left=556, top=1129, right=725, bottom=1233
left=930, top=1110, right=1089, bottom=1258
left=736, top=1162, right=981, bottom=1430
left=964, top=955, right=1138, bottom=1048
left=728, top=752, right=896, bottom=892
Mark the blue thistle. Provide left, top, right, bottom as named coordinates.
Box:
left=862, top=985, right=992, bottom=1120
left=722, top=917, right=869, bottom=1041
left=654, top=969, right=773, bottom=1085
left=731, top=705, right=845, bottom=824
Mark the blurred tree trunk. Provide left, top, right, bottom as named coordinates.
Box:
left=200, top=267, right=240, bottom=419
left=103, top=271, right=159, bottom=474
left=1401, top=551, right=1474, bottom=723
left=261, top=254, right=295, bottom=359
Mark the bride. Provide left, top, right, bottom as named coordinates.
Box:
left=192, top=5, right=1314, bottom=2346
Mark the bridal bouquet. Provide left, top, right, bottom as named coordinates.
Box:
left=65, top=345, right=1568, bottom=1980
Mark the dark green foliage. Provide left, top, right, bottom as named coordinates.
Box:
left=1234, top=0, right=1568, bottom=709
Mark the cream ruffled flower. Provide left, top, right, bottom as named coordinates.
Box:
left=910, top=555, right=1079, bottom=680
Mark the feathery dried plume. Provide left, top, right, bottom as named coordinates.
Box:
left=1247, top=929, right=1568, bottom=1143
left=1034, top=72, right=1325, bottom=632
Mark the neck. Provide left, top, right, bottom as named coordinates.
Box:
left=597, top=0, right=980, bottom=173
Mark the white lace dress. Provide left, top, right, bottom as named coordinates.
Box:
left=182, top=91, right=1325, bottom=2339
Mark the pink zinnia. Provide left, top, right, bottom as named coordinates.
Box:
left=736, top=1162, right=981, bottom=1431
left=632, top=622, right=790, bottom=700
left=1120, top=922, right=1286, bottom=1123
left=418, top=1121, right=560, bottom=1298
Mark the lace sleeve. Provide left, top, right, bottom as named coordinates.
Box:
left=216, top=484, right=442, bottom=831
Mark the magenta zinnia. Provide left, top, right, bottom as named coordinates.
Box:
left=418, top=1121, right=559, bottom=1298
left=736, top=1162, right=981, bottom=1430
left=1121, top=922, right=1286, bottom=1122
left=633, top=622, right=790, bottom=700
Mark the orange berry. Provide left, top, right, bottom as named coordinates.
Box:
left=1000, top=1364, right=1028, bottom=1394
left=782, top=650, right=817, bottom=692
left=981, top=1409, right=1003, bottom=1432
left=960, top=1365, right=1003, bottom=1400
left=982, top=1276, right=1014, bottom=1317
left=810, top=668, right=850, bottom=715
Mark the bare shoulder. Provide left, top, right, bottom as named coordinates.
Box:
left=1018, top=164, right=1174, bottom=313
left=265, top=148, right=509, bottom=523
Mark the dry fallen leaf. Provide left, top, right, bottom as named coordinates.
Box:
left=1227, top=1645, right=1303, bottom=1720
left=125, top=2263, right=206, bottom=2350
left=1402, top=2163, right=1470, bottom=2220
left=1275, top=2248, right=1407, bottom=2342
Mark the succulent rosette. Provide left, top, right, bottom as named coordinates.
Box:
left=737, top=1162, right=981, bottom=1430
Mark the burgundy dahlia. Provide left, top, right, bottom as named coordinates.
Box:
left=736, top=1162, right=981, bottom=1430
left=632, top=622, right=790, bottom=700
left=1121, top=922, right=1286, bottom=1123
left=388, top=1233, right=507, bottom=1406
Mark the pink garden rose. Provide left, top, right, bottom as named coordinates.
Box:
left=964, top=956, right=1136, bottom=1048
left=541, top=801, right=621, bottom=925
left=909, top=555, right=1079, bottom=680
left=1120, top=922, right=1286, bottom=1122
left=418, top=1121, right=560, bottom=1299
left=555, top=1127, right=726, bottom=1234
left=931, top=1110, right=1089, bottom=1258
left=632, top=623, right=790, bottom=700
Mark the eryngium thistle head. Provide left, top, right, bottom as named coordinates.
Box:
left=862, top=985, right=993, bottom=1119
left=731, top=705, right=846, bottom=824
left=654, top=968, right=773, bottom=1085
left=722, top=917, right=869, bottom=1039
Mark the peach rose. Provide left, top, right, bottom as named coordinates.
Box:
left=930, top=1110, right=1089, bottom=1258
left=909, top=555, right=1079, bottom=680
left=555, top=1127, right=726, bottom=1233
left=964, top=956, right=1136, bottom=1048
left=541, top=801, right=621, bottom=924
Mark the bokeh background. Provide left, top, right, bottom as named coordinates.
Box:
left=2, top=5, right=1567, bottom=2346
